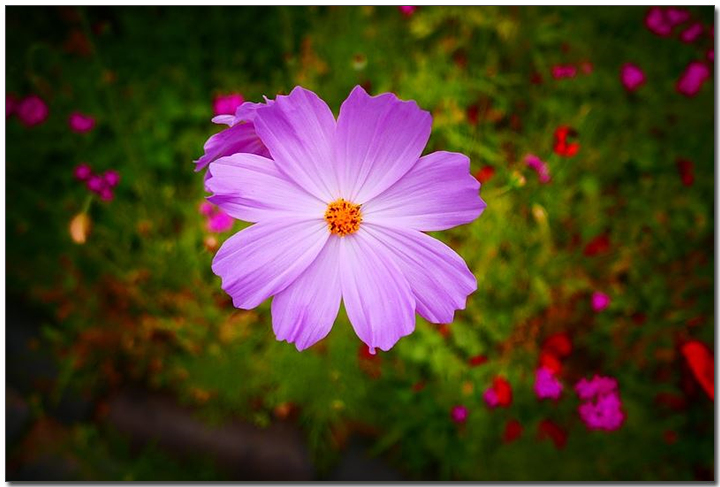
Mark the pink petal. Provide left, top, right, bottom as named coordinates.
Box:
left=363, top=224, right=476, bottom=324
left=195, top=122, right=269, bottom=172
left=271, top=237, right=342, bottom=351
left=335, top=85, right=431, bottom=203
left=339, top=230, right=416, bottom=353
left=212, top=218, right=328, bottom=309
left=362, top=151, right=485, bottom=231
left=252, top=87, right=338, bottom=202
left=207, top=153, right=325, bottom=222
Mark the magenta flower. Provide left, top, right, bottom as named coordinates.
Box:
left=680, top=22, right=704, bottom=43
left=665, top=7, right=690, bottom=27
left=205, top=86, right=485, bottom=352
left=103, top=170, right=120, bottom=188
left=196, top=100, right=271, bottom=175
left=525, top=154, right=550, bottom=184
left=483, top=387, right=499, bottom=408
left=213, top=93, right=245, bottom=116
left=17, top=95, right=48, bottom=127
left=68, top=111, right=96, bottom=133
left=591, top=291, right=611, bottom=312
left=620, top=63, right=645, bottom=92
left=645, top=7, right=673, bottom=37
left=399, top=6, right=416, bottom=16
left=534, top=367, right=563, bottom=400
left=207, top=210, right=234, bottom=233
left=99, top=187, right=114, bottom=202
left=74, top=163, right=92, bottom=181
left=575, top=375, right=624, bottom=431
left=86, top=175, right=105, bottom=193
left=676, top=61, right=710, bottom=97
left=575, top=375, right=618, bottom=401
left=199, top=201, right=215, bottom=216
left=6, top=94, right=18, bottom=118
left=450, top=405, right=468, bottom=424
left=551, top=64, right=577, bottom=79
left=707, top=49, right=714, bottom=62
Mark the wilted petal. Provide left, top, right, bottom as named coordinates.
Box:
left=335, top=85, right=431, bottom=203
left=212, top=218, right=328, bottom=309
left=271, top=237, right=342, bottom=351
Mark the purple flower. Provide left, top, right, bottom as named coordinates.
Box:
left=645, top=7, right=672, bottom=37
left=483, top=387, right=499, bottom=408
left=103, top=170, right=120, bottom=188
left=399, top=6, right=416, bottom=16
left=86, top=175, right=105, bottom=193
left=207, top=210, right=234, bottom=233
left=665, top=7, right=690, bottom=27
left=676, top=61, right=710, bottom=97
left=199, top=201, right=215, bottom=216
left=574, top=375, right=618, bottom=401
left=68, top=111, right=96, bottom=133
left=525, top=154, right=550, bottom=184
left=578, top=391, right=624, bottom=431
left=591, top=291, right=611, bottom=312
left=450, top=405, right=468, bottom=423
left=213, top=93, right=245, bottom=116
left=99, top=187, right=114, bottom=202
left=534, top=367, right=563, bottom=400
left=204, top=86, right=486, bottom=352
left=620, top=63, right=645, bottom=92
left=551, top=64, right=577, bottom=79
left=680, top=22, right=704, bottom=43
left=6, top=94, right=18, bottom=118
left=17, top=95, right=48, bottom=127
left=74, top=163, right=93, bottom=181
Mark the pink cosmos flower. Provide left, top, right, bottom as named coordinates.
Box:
left=195, top=100, right=272, bottom=175
left=620, top=63, right=645, bottom=92
left=680, top=22, right=704, bottom=43
left=525, top=154, right=550, bottom=184
left=591, top=291, right=611, bottom=312
left=534, top=367, right=563, bottom=400
left=676, top=61, right=710, bottom=97
left=551, top=64, right=577, bottom=79
left=68, top=111, right=96, bottom=133
left=213, top=93, right=245, bottom=116
left=6, top=94, right=18, bottom=118
left=205, top=86, right=486, bottom=352
left=399, top=6, right=416, bottom=17
left=74, top=163, right=92, bottom=181
left=17, top=95, right=48, bottom=127
left=451, top=405, right=468, bottom=423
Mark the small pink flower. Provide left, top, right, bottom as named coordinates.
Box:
left=620, top=63, right=645, bottom=92
left=591, top=291, right=611, bottom=312
left=676, top=61, right=710, bottom=97
left=17, top=95, right=49, bottom=127
left=99, top=187, right=114, bottom=202
left=578, top=391, right=625, bottom=431
left=199, top=201, right=215, bottom=216
left=665, top=7, right=690, bottom=27
left=575, top=375, right=618, bottom=401
left=74, top=163, right=93, bottom=181
left=86, top=175, right=105, bottom=193
left=450, top=405, right=468, bottom=423
left=6, top=94, right=18, bottom=118
left=483, top=387, right=499, bottom=408
left=399, top=6, right=416, bottom=17
left=680, top=22, right=704, bottom=43
left=207, top=209, right=234, bottom=233
left=551, top=64, right=577, bottom=79
left=213, top=93, right=244, bottom=116
left=534, top=367, right=563, bottom=400
left=103, top=169, right=120, bottom=188
left=68, top=111, right=96, bottom=133
left=645, top=7, right=672, bottom=37
left=525, top=154, right=550, bottom=184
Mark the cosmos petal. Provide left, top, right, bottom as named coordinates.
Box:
left=363, top=151, right=486, bottom=231
left=206, top=153, right=326, bottom=222
left=339, top=229, right=416, bottom=352
left=195, top=122, right=269, bottom=172
left=363, top=224, right=476, bottom=324
left=212, top=218, right=328, bottom=309
left=335, top=85, right=431, bottom=203
left=252, top=87, right=338, bottom=201
left=271, top=237, right=342, bottom=351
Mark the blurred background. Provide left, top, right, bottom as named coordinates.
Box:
left=5, top=6, right=714, bottom=481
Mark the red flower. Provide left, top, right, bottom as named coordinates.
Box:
left=583, top=234, right=611, bottom=256
left=475, top=165, right=495, bottom=184
left=676, top=159, right=694, bottom=186
left=503, top=419, right=523, bottom=443
left=412, top=381, right=426, bottom=393
left=468, top=354, right=489, bottom=367
left=681, top=341, right=714, bottom=400
left=542, top=333, right=572, bottom=358
left=539, top=351, right=562, bottom=375
left=538, top=419, right=567, bottom=449
left=553, top=126, right=580, bottom=157
left=493, top=376, right=513, bottom=407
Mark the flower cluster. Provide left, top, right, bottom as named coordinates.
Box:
left=575, top=375, right=625, bottom=431
left=534, top=367, right=563, bottom=400
left=74, top=163, right=120, bottom=201
left=483, top=376, right=512, bottom=408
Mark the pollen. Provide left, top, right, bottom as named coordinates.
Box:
left=325, top=198, right=362, bottom=237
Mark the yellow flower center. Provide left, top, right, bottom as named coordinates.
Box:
left=324, top=198, right=362, bottom=237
